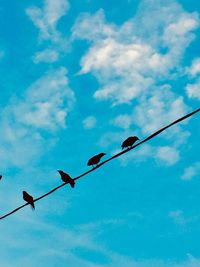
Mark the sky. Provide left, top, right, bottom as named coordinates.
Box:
left=0, top=0, right=200, bottom=266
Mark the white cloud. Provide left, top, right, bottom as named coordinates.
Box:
left=133, top=86, right=187, bottom=135
left=33, top=49, right=59, bottom=63
left=102, top=87, right=187, bottom=165
left=98, top=88, right=188, bottom=166
left=72, top=0, right=198, bottom=165
left=163, top=12, right=199, bottom=49
left=73, top=5, right=199, bottom=105
left=169, top=210, right=186, bottom=225
left=83, top=116, right=97, bottom=129
left=14, top=67, right=75, bottom=130
left=26, top=0, right=69, bottom=42
left=181, top=162, right=200, bottom=180
left=106, top=254, right=200, bottom=267
left=111, top=144, right=153, bottom=166
left=186, top=79, right=200, bottom=100
left=156, top=146, right=180, bottom=166
left=26, top=0, right=69, bottom=64
left=72, top=9, right=115, bottom=42
left=169, top=210, right=197, bottom=226
left=0, top=67, right=75, bottom=168
left=112, top=114, right=132, bottom=130
left=110, top=143, right=180, bottom=167
left=185, top=57, right=200, bottom=99
left=1, top=212, right=200, bottom=267
left=79, top=37, right=157, bottom=104
left=0, top=210, right=200, bottom=267
left=186, top=58, right=200, bottom=77
left=98, top=131, right=132, bottom=149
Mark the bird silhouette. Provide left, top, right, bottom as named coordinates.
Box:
left=0, top=175, right=2, bottom=180
left=121, top=136, right=140, bottom=150
left=87, top=153, right=106, bottom=167
left=23, top=191, right=35, bottom=209
left=57, top=170, right=75, bottom=188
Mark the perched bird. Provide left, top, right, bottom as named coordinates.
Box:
left=57, top=170, right=75, bottom=188
left=87, top=153, right=106, bottom=167
left=121, top=136, right=140, bottom=150
left=0, top=175, right=2, bottom=180
left=23, top=191, right=35, bottom=210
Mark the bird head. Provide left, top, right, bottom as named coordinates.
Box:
left=22, top=191, right=26, bottom=195
left=57, top=170, right=63, bottom=174
left=100, top=152, right=106, bottom=157
left=134, top=136, right=140, bottom=140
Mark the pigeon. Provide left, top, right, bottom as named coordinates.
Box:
left=87, top=153, right=106, bottom=167
left=121, top=136, right=140, bottom=150
left=23, top=191, right=35, bottom=210
left=57, top=170, right=75, bottom=188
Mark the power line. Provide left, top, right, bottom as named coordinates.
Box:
left=0, top=107, right=200, bottom=220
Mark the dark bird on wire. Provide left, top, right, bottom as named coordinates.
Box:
left=121, top=136, right=140, bottom=150
left=23, top=191, right=35, bottom=210
left=0, top=175, right=2, bottom=180
left=87, top=153, right=106, bottom=167
left=58, top=170, right=75, bottom=188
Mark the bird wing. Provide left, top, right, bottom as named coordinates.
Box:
left=87, top=156, right=95, bottom=165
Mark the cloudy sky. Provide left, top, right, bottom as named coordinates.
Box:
left=0, top=0, right=200, bottom=266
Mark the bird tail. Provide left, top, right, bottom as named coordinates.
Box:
left=69, top=180, right=75, bottom=188
left=31, top=202, right=35, bottom=210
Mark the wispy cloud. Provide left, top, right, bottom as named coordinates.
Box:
left=14, top=67, right=75, bottom=131
left=83, top=116, right=97, bottom=129
left=156, top=146, right=180, bottom=166
left=26, top=0, right=69, bottom=42
left=33, top=49, right=59, bottom=63
left=186, top=79, right=200, bottom=100
left=73, top=4, right=199, bottom=104
left=132, top=86, right=187, bottom=135
left=0, top=67, right=75, bottom=168
left=26, top=0, right=70, bottom=63
left=181, top=161, right=200, bottom=181
left=169, top=210, right=198, bottom=226
left=112, top=114, right=132, bottom=130
left=186, top=58, right=200, bottom=77
left=1, top=211, right=200, bottom=267
left=185, top=57, right=200, bottom=100
left=72, top=0, right=199, bottom=165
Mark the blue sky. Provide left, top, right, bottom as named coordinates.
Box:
left=0, top=0, right=200, bottom=266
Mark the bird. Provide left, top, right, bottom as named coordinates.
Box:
left=0, top=175, right=2, bottom=180
left=57, top=170, right=75, bottom=188
left=87, top=153, right=106, bottom=167
left=121, top=136, right=140, bottom=150
left=23, top=191, right=35, bottom=210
